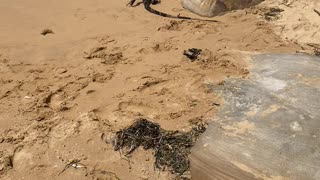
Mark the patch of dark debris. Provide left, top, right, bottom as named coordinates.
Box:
left=109, top=118, right=207, bottom=178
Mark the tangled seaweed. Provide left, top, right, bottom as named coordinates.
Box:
left=112, top=118, right=207, bottom=175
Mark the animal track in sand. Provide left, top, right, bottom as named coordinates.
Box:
left=0, top=63, right=10, bottom=73
left=46, top=93, right=65, bottom=110
left=12, top=148, right=35, bottom=173
left=158, top=20, right=183, bottom=31
left=152, top=41, right=178, bottom=52
left=135, top=76, right=167, bottom=92
left=182, top=49, right=249, bottom=76
left=43, top=80, right=90, bottom=112
left=137, top=39, right=178, bottom=54
left=117, top=101, right=157, bottom=118
left=158, top=20, right=221, bottom=35
left=84, top=46, right=127, bottom=65
left=74, top=8, right=87, bottom=20
left=84, top=37, right=130, bottom=65
left=91, top=71, right=114, bottom=83
left=48, top=120, right=80, bottom=147
left=48, top=112, right=99, bottom=147
left=89, top=169, right=121, bottom=180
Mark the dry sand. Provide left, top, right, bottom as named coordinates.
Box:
left=0, top=0, right=318, bottom=179
left=263, top=0, right=320, bottom=44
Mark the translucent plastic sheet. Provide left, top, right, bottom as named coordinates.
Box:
left=190, top=54, right=320, bottom=180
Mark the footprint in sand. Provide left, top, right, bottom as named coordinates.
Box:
left=74, top=8, right=87, bottom=20
left=117, top=101, right=157, bottom=118
left=47, top=93, right=64, bottom=110
left=48, top=112, right=99, bottom=147
left=137, top=39, right=178, bottom=55
left=48, top=120, right=81, bottom=147
left=12, top=149, right=35, bottom=173
left=0, top=64, right=10, bottom=73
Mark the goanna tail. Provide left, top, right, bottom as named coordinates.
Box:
left=144, top=3, right=192, bottom=20
left=144, top=3, right=219, bottom=22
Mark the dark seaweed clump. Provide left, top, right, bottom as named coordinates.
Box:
left=112, top=118, right=207, bottom=176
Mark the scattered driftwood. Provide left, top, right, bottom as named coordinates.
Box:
left=112, top=118, right=207, bottom=176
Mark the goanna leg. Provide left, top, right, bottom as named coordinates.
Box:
left=127, top=0, right=136, bottom=6
left=151, top=0, right=160, bottom=5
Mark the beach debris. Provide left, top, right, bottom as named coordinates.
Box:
left=41, top=29, right=54, bottom=36
left=113, top=119, right=161, bottom=154
left=58, top=159, right=88, bottom=176
left=112, top=118, right=207, bottom=175
left=183, top=48, right=202, bottom=62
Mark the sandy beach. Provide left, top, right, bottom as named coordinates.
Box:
left=0, top=0, right=319, bottom=179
